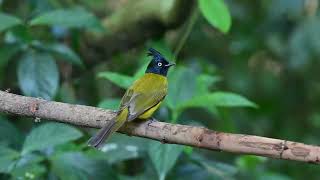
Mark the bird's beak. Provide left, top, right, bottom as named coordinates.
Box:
left=165, top=63, right=176, bottom=67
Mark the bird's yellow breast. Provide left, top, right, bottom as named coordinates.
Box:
left=138, top=101, right=162, bottom=119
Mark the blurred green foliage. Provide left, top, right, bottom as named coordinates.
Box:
left=1, top=0, right=320, bottom=179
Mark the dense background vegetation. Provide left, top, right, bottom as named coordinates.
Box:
left=1, top=0, right=320, bottom=179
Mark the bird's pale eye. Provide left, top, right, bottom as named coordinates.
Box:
left=157, top=62, right=162, bottom=67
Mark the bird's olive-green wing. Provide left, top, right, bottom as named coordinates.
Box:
left=127, top=90, right=166, bottom=121
left=118, top=87, right=166, bottom=121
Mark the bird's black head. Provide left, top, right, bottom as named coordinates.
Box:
left=145, top=48, right=175, bottom=76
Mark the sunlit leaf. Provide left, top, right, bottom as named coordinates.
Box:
left=199, top=0, right=232, bottom=33
left=22, top=123, right=83, bottom=154
left=179, top=91, right=257, bottom=111
left=29, top=7, right=104, bottom=32
left=17, top=52, right=59, bottom=100
left=148, top=141, right=184, bottom=180
left=98, top=71, right=133, bottom=89
left=0, top=13, right=23, bottom=32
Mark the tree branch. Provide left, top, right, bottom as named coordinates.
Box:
left=0, top=90, right=319, bottom=164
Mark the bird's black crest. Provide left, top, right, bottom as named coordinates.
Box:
left=147, top=48, right=164, bottom=61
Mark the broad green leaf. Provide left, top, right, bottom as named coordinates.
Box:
left=179, top=91, right=257, bottom=111
left=11, top=163, right=46, bottom=180
left=32, top=42, right=83, bottom=66
left=22, top=123, right=83, bottom=154
left=30, top=7, right=104, bottom=32
left=10, top=153, right=46, bottom=178
left=98, top=71, right=134, bottom=89
left=199, top=0, right=232, bottom=33
left=50, top=152, right=116, bottom=180
left=0, top=146, right=19, bottom=173
left=0, top=116, right=22, bottom=146
left=17, top=52, right=59, bottom=100
left=91, top=133, right=149, bottom=164
left=148, top=141, right=184, bottom=180
left=196, top=74, right=221, bottom=95
left=0, top=13, right=23, bottom=32
left=98, top=98, right=121, bottom=110
left=236, top=155, right=267, bottom=171
left=167, top=67, right=197, bottom=110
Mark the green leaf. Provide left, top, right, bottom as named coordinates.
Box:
left=179, top=91, right=257, bottom=111
left=50, top=152, right=116, bottom=180
left=0, top=146, right=19, bottom=173
left=92, top=133, right=149, bottom=164
left=11, top=163, right=46, bottom=180
left=0, top=116, right=22, bottom=146
left=199, top=0, right=232, bottom=33
left=98, top=98, right=121, bottom=110
left=98, top=71, right=134, bottom=89
left=32, top=42, right=83, bottom=66
left=195, top=74, right=221, bottom=95
left=167, top=67, right=197, bottom=110
left=22, top=123, right=83, bottom=154
left=0, top=13, right=23, bottom=32
left=148, top=141, right=184, bottom=180
left=17, top=52, right=59, bottom=100
left=29, top=7, right=104, bottom=32
left=258, top=173, right=292, bottom=180
left=191, top=154, right=238, bottom=180
left=236, top=155, right=267, bottom=171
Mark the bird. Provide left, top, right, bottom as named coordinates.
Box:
left=88, top=48, right=175, bottom=148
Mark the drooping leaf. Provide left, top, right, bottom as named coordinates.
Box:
left=0, top=146, right=19, bottom=173
left=179, top=91, right=257, bottom=111
left=32, top=41, right=83, bottom=66
left=148, top=141, right=184, bottom=180
left=0, top=13, right=23, bottom=32
left=22, top=123, right=83, bottom=154
left=198, top=0, right=232, bottom=33
left=50, top=152, right=116, bottom=180
left=17, top=52, right=59, bottom=100
left=29, top=7, right=104, bottom=32
left=98, top=71, right=134, bottom=89
left=98, top=98, right=121, bottom=110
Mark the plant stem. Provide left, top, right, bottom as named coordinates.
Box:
left=173, top=8, right=199, bottom=62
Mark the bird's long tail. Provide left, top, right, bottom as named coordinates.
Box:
left=87, top=109, right=128, bottom=148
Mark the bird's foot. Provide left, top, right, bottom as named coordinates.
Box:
left=147, top=117, right=158, bottom=126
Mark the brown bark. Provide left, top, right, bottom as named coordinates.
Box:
left=0, top=90, right=319, bottom=164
